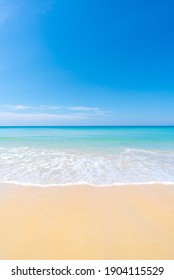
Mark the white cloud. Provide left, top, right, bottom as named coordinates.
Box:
left=0, top=112, right=86, bottom=120
left=68, top=106, right=110, bottom=117
left=0, top=104, right=107, bottom=114
left=0, top=104, right=110, bottom=125
left=69, top=106, right=100, bottom=111
left=0, top=104, right=63, bottom=111
left=0, top=111, right=89, bottom=126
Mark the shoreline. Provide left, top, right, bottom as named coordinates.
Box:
left=1, top=181, right=174, bottom=188
left=0, top=183, right=174, bottom=260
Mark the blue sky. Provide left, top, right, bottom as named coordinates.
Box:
left=0, top=0, right=174, bottom=125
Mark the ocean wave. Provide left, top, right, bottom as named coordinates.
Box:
left=0, top=181, right=174, bottom=188
left=0, top=147, right=174, bottom=185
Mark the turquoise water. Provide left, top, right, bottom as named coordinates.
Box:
left=0, top=126, right=174, bottom=185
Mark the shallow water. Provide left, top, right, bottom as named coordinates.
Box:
left=0, top=126, right=174, bottom=185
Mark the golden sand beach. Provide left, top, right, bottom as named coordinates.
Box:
left=0, top=183, right=174, bottom=260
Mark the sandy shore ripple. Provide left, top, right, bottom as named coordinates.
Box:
left=0, top=183, right=174, bottom=260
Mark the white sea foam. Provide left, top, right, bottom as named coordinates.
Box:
left=0, top=147, right=174, bottom=186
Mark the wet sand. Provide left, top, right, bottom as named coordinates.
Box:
left=0, top=183, right=174, bottom=260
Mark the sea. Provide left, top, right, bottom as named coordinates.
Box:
left=0, top=126, right=174, bottom=186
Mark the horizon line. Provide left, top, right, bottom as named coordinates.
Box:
left=0, top=125, right=174, bottom=128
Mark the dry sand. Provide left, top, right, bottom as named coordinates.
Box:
left=0, top=183, right=174, bottom=260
